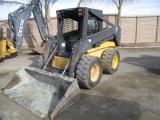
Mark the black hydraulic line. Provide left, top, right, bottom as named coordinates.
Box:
left=43, top=44, right=58, bottom=70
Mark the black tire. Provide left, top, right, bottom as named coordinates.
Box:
left=37, top=54, right=44, bottom=69
left=101, top=49, right=120, bottom=74
left=76, top=56, right=103, bottom=89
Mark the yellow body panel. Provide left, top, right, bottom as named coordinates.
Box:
left=0, top=28, right=16, bottom=59
left=7, top=40, right=16, bottom=54
left=0, top=40, right=6, bottom=58
left=51, top=41, right=116, bottom=68
left=0, top=40, right=16, bottom=59
left=51, top=56, right=69, bottom=68
left=83, top=41, right=116, bottom=58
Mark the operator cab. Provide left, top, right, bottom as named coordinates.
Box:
left=56, top=7, right=103, bottom=58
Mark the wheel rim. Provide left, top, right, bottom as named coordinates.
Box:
left=90, top=63, right=100, bottom=82
left=112, top=54, right=118, bottom=69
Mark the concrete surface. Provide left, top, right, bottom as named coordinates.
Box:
left=0, top=48, right=160, bottom=120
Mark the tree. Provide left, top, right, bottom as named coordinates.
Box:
left=0, top=0, right=24, bottom=4
left=0, top=0, right=57, bottom=34
left=40, top=0, right=57, bottom=34
left=79, top=0, right=138, bottom=25
left=78, top=0, right=83, bottom=7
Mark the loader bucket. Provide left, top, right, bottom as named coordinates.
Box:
left=1, top=67, right=81, bottom=120
left=32, top=44, right=44, bottom=54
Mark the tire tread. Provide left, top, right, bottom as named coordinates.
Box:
left=101, top=49, right=120, bottom=74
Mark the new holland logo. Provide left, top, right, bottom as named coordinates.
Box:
left=18, top=19, right=24, bottom=37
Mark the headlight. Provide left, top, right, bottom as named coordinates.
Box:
left=61, top=43, right=65, bottom=47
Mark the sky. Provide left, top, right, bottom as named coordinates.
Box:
left=0, top=0, right=160, bottom=20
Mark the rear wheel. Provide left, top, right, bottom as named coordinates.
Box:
left=101, top=49, right=120, bottom=74
left=76, top=56, right=103, bottom=89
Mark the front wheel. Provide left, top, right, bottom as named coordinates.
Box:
left=76, top=56, right=103, bottom=89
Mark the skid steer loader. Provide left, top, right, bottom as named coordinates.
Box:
left=1, top=7, right=121, bottom=120
left=38, top=7, right=121, bottom=88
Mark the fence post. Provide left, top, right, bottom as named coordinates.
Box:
left=106, top=15, right=109, bottom=28
left=135, top=16, right=138, bottom=43
left=115, top=14, right=117, bottom=25
left=27, top=22, right=32, bottom=47
left=156, top=16, right=159, bottom=42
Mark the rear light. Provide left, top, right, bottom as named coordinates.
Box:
left=57, top=14, right=61, bottom=19
left=78, top=11, right=83, bottom=16
left=78, top=8, right=83, bottom=17
left=56, top=11, right=61, bottom=19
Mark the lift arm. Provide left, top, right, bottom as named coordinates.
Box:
left=8, top=0, right=49, bottom=50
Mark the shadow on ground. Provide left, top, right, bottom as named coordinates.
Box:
left=121, top=55, right=160, bottom=75
left=0, top=53, right=18, bottom=63
left=26, top=51, right=41, bottom=56
left=25, top=56, right=39, bottom=67
left=56, top=93, right=140, bottom=120
left=25, top=51, right=40, bottom=67
left=0, top=51, right=39, bottom=63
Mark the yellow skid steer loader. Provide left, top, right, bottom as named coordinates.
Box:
left=1, top=6, right=121, bottom=120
